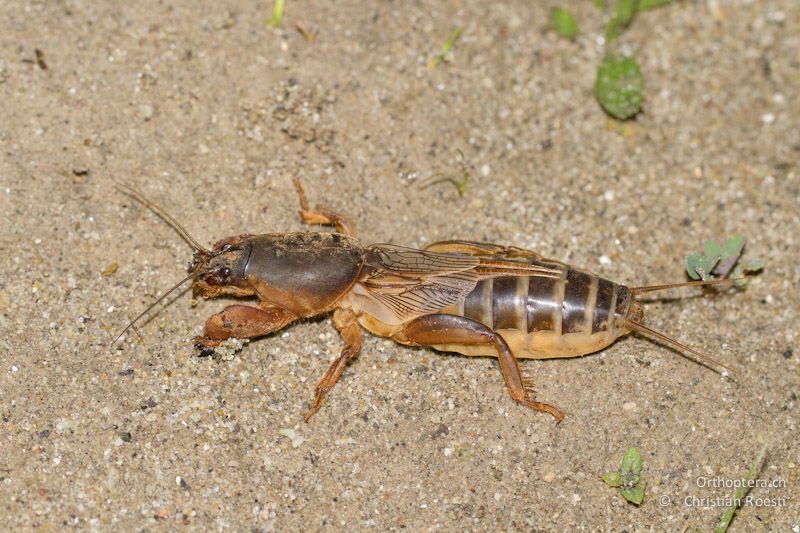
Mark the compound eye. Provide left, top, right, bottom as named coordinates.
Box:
left=218, top=267, right=231, bottom=280
left=221, top=243, right=232, bottom=252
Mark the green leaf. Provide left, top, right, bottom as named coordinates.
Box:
left=639, top=0, right=673, bottom=9
left=686, top=242, right=721, bottom=281
left=595, top=54, right=644, bottom=120
left=699, top=239, right=723, bottom=279
left=732, top=259, right=764, bottom=287
left=551, top=7, right=580, bottom=39
left=742, top=258, right=764, bottom=272
left=605, top=0, right=639, bottom=43
left=268, top=0, right=285, bottom=27
left=428, top=27, right=463, bottom=68
left=715, top=235, right=746, bottom=277
left=620, top=447, right=643, bottom=475
left=621, top=481, right=646, bottom=505
left=721, top=235, right=745, bottom=258
left=703, top=239, right=723, bottom=261
left=442, top=27, right=463, bottom=55
left=602, top=471, right=623, bottom=487
left=686, top=253, right=704, bottom=280
left=603, top=0, right=672, bottom=44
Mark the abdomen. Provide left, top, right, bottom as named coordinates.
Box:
left=440, top=259, right=634, bottom=359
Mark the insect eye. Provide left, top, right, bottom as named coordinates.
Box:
left=221, top=243, right=232, bottom=252
left=219, top=267, right=231, bottom=278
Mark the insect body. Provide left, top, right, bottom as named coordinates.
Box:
left=117, top=181, right=733, bottom=423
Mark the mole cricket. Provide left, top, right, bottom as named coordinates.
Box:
left=116, top=180, right=737, bottom=422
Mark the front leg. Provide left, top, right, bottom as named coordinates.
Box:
left=304, top=307, right=363, bottom=421
left=393, top=313, right=564, bottom=422
left=195, top=304, right=297, bottom=352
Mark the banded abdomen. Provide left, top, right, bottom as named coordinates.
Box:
left=440, top=259, right=637, bottom=359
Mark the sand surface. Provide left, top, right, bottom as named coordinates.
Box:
left=1, top=0, right=798, bottom=529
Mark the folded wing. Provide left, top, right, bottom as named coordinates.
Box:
left=358, top=244, right=561, bottom=322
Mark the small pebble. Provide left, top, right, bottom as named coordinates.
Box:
left=623, top=401, right=637, bottom=411
left=430, top=423, right=449, bottom=438
left=543, top=470, right=556, bottom=483
left=139, top=104, right=154, bottom=120
left=101, top=263, right=119, bottom=277
left=766, top=10, right=786, bottom=23
left=278, top=428, right=304, bottom=448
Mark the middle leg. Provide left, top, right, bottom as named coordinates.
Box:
left=304, top=307, right=363, bottom=421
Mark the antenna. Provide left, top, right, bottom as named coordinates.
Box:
left=116, top=182, right=210, bottom=255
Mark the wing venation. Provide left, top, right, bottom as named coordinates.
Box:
left=359, top=244, right=561, bottom=321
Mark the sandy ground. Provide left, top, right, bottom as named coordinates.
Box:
left=1, top=0, right=799, bottom=530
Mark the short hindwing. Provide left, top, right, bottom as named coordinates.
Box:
left=360, top=244, right=562, bottom=321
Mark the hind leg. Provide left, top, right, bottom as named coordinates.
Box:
left=393, top=313, right=564, bottom=422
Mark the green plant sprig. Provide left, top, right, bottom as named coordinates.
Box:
left=686, top=235, right=763, bottom=287
left=428, top=27, right=463, bottom=68
left=268, top=0, right=285, bottom=27
left=603, top=447, right=646, bottom=505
